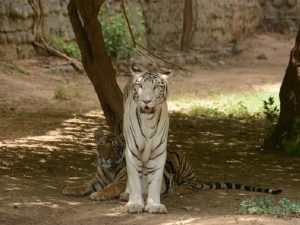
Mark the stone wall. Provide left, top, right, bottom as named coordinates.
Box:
left=259, top=0, right=300, bottom=31
left=0, top=0, right=74, bottom=59
left=0, top=0, right=299, bottom=60
left=140, top=0, right=263, bottom=51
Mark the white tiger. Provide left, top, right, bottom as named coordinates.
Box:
left=122, top=64, right=172, bottom=214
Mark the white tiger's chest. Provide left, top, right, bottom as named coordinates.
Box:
left=123, top=90, right=169, bottom=161
left=139, top=105, right=168, bottom=162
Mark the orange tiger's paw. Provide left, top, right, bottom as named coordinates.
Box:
left=89, top=191, right=113, bottom=201
left=63, top=186, right=86, bottom=196
left=119, top=192, right=129, bottom=202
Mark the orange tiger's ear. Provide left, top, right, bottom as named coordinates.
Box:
left=94, top=130, right=103, bottom=142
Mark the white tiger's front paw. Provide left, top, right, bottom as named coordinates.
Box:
left=145, top=203, right=167, bottom=214
left=123, top=202, right=144, bottom=214
left=119, top=192, right=129, bottom=202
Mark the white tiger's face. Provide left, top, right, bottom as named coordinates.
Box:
left=131, top=65, right=172, bottom=114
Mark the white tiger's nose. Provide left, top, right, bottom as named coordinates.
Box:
left=143, top=100, right=151, bottom=104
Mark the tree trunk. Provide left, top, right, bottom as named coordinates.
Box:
left=180, top=0, right=193, bottom=52
left=67, top=0, right=123, bottom=135
left=264, top=27, right=300, bottom=150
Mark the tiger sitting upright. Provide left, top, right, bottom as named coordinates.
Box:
left=122, top=64, right=172, bottom=214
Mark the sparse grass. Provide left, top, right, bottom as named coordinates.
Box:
left=238, top=196, right=300, bottom=217
left=54, top=84, right=68, bottom=100
left=169, top=92, right=279, bottom=119
left=4, top=63, right=31, bottom=76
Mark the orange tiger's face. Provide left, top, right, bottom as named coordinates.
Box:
left=94, top=131, right=125, bottom=169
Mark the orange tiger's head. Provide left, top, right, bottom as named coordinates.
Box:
left=94, top=131, right=125, bottom=169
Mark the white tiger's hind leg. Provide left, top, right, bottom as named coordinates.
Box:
left=123, top=149, right=144, bottom=213
left=145, top=150, right=167, bottom=214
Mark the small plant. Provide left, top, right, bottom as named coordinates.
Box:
left=7, top=63, right=31, bottom=76
left=282, top=117, right=300, bottom=155
left=263, top=96, right=279, bottom=125
left=275, top=10, right=289, bottom=33
left=239, top=196, right=300, bottom=217
left=231, top=38, right=240, bottom=55
left=54, top=84, right=68, bottom=100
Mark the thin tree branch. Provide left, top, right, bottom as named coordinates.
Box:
left=121, top=0, right=185, bottom=71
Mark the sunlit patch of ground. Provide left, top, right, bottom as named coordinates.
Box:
left=169, top=91, right=279, bottom=118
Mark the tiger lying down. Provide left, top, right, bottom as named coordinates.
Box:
left=63, top=131, right=282, bottom=201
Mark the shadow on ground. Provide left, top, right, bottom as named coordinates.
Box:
left=0, top=111, right=299, bottom=225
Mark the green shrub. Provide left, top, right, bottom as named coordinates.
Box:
left=45, top=7, right=145, bottom=61
left=263, top=96, right=280, bottom=135
left=239, top=196, right=300, bottom=217
left=99, top=7, right=145, bottom=60
left=46, top=34, right=81, bottom=60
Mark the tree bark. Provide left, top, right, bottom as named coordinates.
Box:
left=67, top=0, right=123, bottom=135
left=180, top=0, right=193, bottom=52
left=264, top=27, right=300, bottom=150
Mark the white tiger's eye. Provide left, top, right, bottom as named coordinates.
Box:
left=154, top=85, right=161, bottom=90
left=135, top=83, right=142, bottom=88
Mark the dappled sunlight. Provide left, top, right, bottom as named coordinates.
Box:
left=0, top=105, right=299, bottom=224
left=0, top=110, right=108, bottom=176
left=168, top=112, right=300, bottom=194
left=9, top=201, right=60, bottom=209
left=161, top=218, right=197, bottom=225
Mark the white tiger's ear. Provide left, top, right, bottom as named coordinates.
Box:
left=94, top=130, right=103, bottom=142
left=130, top=64, right=143, bottom=76
left=159, top=69, right=172, bottom=80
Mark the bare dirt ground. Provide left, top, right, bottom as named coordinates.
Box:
left=0, top=32, right=300, bottom=225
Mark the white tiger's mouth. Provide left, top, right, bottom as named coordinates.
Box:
left=140, top=106, right=155, bottom=114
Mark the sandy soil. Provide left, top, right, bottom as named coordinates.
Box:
left=0, top=32, right=300, bottom=225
